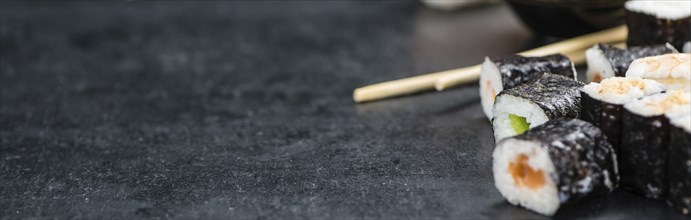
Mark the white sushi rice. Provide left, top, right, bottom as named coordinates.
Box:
left=624, top=90, right=691, bottom=117
left=625, top=0, right=691, bottom=20
left=582, top=77, right=666, bottom=105
left=626, top=53, right=691, bottom=92
left=666, top=100, right=691, bottom=129
left=480, top=57, right=504, bottom=120
left=492, top=95, right=549, bottom=141
left=493, top=138, right=559, bottom=216
left=585, top=45, right=616, bottom=82
left=670, top=114, right=691, bottom=133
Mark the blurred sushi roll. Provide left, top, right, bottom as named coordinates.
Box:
left=620, top=90, right=691, bottom=199
left=492, top=74, right=583, bottom=141
left=480, top=54, right=576, bottom=119
left=584, top=43, right=677, bottom=83
left=580, top=77, right=666, bottom=153
left=666, top=109, right=691, bottom=215
left=626, top=53, right=691, bottom=92
left=625, top=0, right=691, bottom=52
left=493, top=119, right=618, bottom=216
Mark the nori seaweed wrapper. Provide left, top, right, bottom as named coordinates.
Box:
left=620, top=111, right=670, bottom=199
left=580, top=91, right=625, bottom=154
left=596, top=43, right=677, bottom=77
left=511, top=119, right=618, bottom=204
left=490, top=54, right=575, bottom=89
left=498, top=74, right=584, bottom=120
left=667, top=124, right=691, bottom=215
left=626, top=10, right=691, bottom=52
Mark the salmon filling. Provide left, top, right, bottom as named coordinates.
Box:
left=508, top=154, right=546, bottom=190
left=485, top=80, right=496, bottom=102
left=593, top=73, right=602, bottom=83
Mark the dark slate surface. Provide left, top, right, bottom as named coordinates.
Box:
left=0, top=1, right=685, bottom=219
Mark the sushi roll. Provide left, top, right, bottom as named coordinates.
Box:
left=492, top=74, right=583, bottom=141
left=620, top=90, right=691, bottom=199
left=480, top=54, right=576, bottom=119
left=667, top=110, right=691, bottom=215
left=580, top=77, right=666, bottom=152
left=625, top=0, right=691, bottom=53
left=493, top=119, right=618, bottom=216
left=626, top=53, right=691, bottom=92
left=584, top=43, right=677, bottom=83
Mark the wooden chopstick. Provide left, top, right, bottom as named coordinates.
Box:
left=353, top=25, right=628, bottom=103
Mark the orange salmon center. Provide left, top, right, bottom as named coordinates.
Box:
left=593, top=73, right=602, bottom=83
left=485, top=81, right=496, bottom=101
left=508, top=154, right=546, bottom=190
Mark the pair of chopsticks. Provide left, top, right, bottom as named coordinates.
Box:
left=353, top=25, right=628, bottom=103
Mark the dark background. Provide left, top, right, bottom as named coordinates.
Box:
left=0, top=1, right=685, bottom=219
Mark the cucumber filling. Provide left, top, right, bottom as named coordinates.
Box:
left=509, top=114, right=530, bottom=134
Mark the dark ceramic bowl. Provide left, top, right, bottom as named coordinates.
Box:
left=506, top=0, right=627, bottom=38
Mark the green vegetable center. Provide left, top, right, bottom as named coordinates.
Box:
left=509, top=114, right=530, bottom=134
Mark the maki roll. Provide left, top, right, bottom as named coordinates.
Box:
left=480, top=54, right=576, bottom=119
left=493, top=119, right=618, bottom=216
left=492, top=74, right=583, bottom=141
left=626, top=53, right=691, bottom=92
left=584, top=43, right=677, bottom=82
left=667, top=110, right=691, bottom=215
left=620, top=90, right=691, bottom=199
left=580, top=77, right=666, bottom=152
left=625, top=0, right=691, bottom=52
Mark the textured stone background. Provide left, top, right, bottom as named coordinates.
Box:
left=0, top=1, right=684, bottom=219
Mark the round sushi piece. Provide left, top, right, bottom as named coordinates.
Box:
left=667, top=112, right=691, bottom=215
left=580, top=77, right=666, bottom=152
left=625, top=0, right=691, bottom=52
left=492, top=74, right=583, bottom=141
left=479, top=54, right=576, bottom=119
left=626, top=53, right=691, bottom=92
left=584, top=43, right=677, bottom=83
left=621, top=90, right=691, bottom=199
left=493, top=119, right=618, bottom=216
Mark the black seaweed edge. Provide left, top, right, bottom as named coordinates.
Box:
left=512, top=119, right=618, bottom=207
left=620, top=110, right=670, bottom=199
left=596, top=43, right=677, bottom=77
left=498, top=74, right=584, bottom=120
left=489, top=54, right=576, bottom=90
left=580, top=91, right=625, bottom=154
left=626, top=10, right=691, bottom=53
left=667, top=124, right=691, bottom=215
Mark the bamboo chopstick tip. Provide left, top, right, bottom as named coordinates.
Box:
left=434, top=82, right=446, bottom=91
